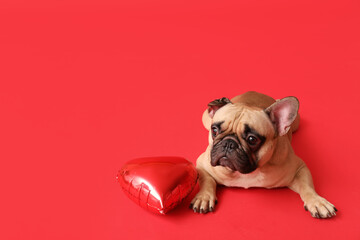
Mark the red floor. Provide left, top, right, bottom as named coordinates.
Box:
left=1, top=1, right=359, bottom=239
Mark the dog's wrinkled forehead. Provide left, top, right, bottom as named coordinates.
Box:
left=212, top=103, right=275, bottom=137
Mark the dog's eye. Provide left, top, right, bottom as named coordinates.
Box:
left=211, top=126, right=219, bottom=138
left=246, top=135, right=259, bottom=146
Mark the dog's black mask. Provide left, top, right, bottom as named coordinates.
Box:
left=210, top=134, right=257, bottom=174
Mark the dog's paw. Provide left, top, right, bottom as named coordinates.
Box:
left=304, top=194, right=337, bottom=219
left=190, top=192, right=217, bottom=214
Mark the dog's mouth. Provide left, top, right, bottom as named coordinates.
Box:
left=211, top=155, right=257, bottom=174
left=216, top=156, right=237, bottom=171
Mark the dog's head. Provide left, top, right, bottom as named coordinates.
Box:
left=204, top=96, right=299, bottom=174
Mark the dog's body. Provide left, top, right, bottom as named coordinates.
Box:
left=191, top=91, right=337, bottom=218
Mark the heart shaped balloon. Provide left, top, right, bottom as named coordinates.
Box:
left=117, top=156, right=198, bottom=214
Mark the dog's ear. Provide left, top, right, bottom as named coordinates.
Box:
left=265, top=97, right=299, bottom=136
left=202, top=97, right=231, bottom=130
left=207, top=97, right=232, bottom=118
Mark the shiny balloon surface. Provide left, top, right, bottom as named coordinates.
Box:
left=117, top=156, right=198, bottom=214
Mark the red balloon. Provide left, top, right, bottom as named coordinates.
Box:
left=117, top=156, right=198, bottom=214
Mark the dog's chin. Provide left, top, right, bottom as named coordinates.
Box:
left=238, top=166, right=257, bottom=174
left=211, top=156, right=257, bottom=174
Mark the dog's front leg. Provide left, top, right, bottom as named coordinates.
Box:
left=289, top=162, right=337, bottom=218
left=190, top=168, right=217, bottom=214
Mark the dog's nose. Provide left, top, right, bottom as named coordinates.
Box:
left=222, top=139, right=238, bottom=152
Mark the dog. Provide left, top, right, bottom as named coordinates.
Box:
left=190, top=91, right=337, bottom=218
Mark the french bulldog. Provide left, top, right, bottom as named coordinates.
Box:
left=190, top=91, right=337, bottom=218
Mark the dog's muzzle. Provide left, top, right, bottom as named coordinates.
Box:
left=210, top=134, right=257, bottom=173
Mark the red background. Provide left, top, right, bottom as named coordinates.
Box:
left=1, top=0, right=359, bottom=239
